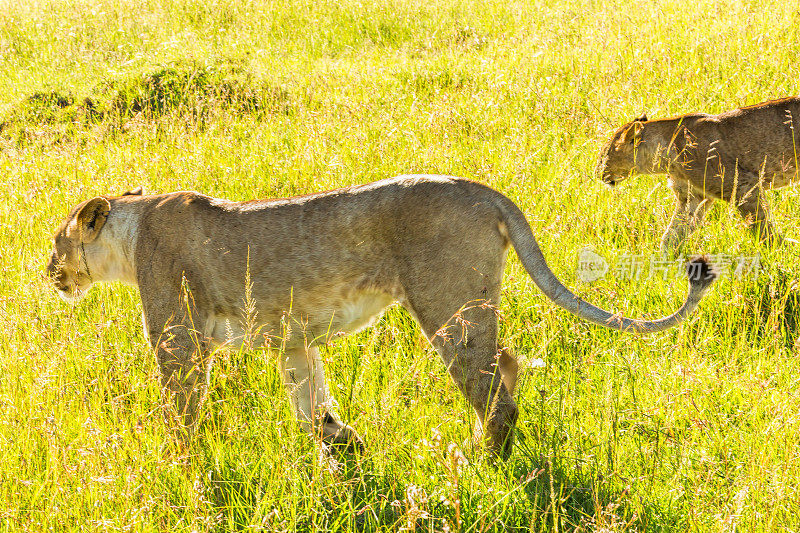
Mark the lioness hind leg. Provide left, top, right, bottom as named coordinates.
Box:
left=409, top=299, right=518, bottom=459
left=280, top=345, right=363, bottom=450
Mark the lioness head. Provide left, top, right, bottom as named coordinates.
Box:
left=45, top=187, right=143, bottom=302
left=595, top=113, right=648, bottom=186
left=46, top=197, right=111, bottom=302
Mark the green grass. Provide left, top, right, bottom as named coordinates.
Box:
left=2, top=0, right=800, bottom=530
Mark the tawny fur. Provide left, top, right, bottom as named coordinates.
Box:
left=597, top=97, right=800, bottom=252
left=45, top=175, right=716, bottom=459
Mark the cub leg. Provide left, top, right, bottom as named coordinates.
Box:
left=661, top=178, right=713, bottom=254
left=735, top=180, right=781, bottom=246
left=280, top=345, right=363, bottom=449
left=411, top=301, right=518, bottom=459
left=148, top=322, right=212, bottom=437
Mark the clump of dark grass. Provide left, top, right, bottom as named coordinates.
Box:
left=0, top=59, right=292, bottom=146
left=4, top=91, right=75, bottom=124
left=0, top=90, right=95, bottom=146
left=98, top=59, right=291, bottom=122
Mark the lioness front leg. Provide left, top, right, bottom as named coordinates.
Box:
left=661, top=179, right=713, bottom=254
left=148, top=323, right=212, bottom=438
left=735, top=182, right=782, bottom=247
left=281, top=345, right=363, bottom=450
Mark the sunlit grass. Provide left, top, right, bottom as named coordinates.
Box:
left=2, top=0, right=800, bottom=530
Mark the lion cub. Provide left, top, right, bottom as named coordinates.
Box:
left=597, top=97, right=800, bottom=251
left=46, top=176, right=715, bottom=458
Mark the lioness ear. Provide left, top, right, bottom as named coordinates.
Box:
left=122, top=186, right=143, bottom=196
left=68, top=197, right=111, bottom=243
left=619, top=121, right=645, bottom=145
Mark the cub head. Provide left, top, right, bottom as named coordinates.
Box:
left=45, top=196, right=111, bottom=302
left=595, top=113, right=648, bottom=186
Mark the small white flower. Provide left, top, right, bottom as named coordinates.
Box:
left=530, top=358, right=546, bottom=368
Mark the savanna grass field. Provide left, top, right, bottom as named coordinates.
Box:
left=2, top=0, right=800, bottom=530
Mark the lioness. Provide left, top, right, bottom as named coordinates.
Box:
left=597, top=97, right=800, bottom=251
left=45, top=175, right=716, bottom=458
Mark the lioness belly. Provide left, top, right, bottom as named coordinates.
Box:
left=203, top=291, right=394, bottom=349
left=334, top=292, right=395, bottom=333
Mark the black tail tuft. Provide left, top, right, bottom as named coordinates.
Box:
left=686, top=255, right=718, bottom=289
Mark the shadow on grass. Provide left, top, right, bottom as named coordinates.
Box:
left=695, top=260, right=800, bottom=350
left=504, top=451, right=684, bottom=532
left=746, top=262, right=800, bottom=348
left=193, top=432, right=686, bottom=532
left=198, top=446, right=406, bottom=532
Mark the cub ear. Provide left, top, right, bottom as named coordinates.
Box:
left=67, top=197, right=111, bottom=243
left=122, top=186, right=143, bottom=196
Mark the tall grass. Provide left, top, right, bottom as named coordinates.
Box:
left=1, top=0, right=800, bottom=530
